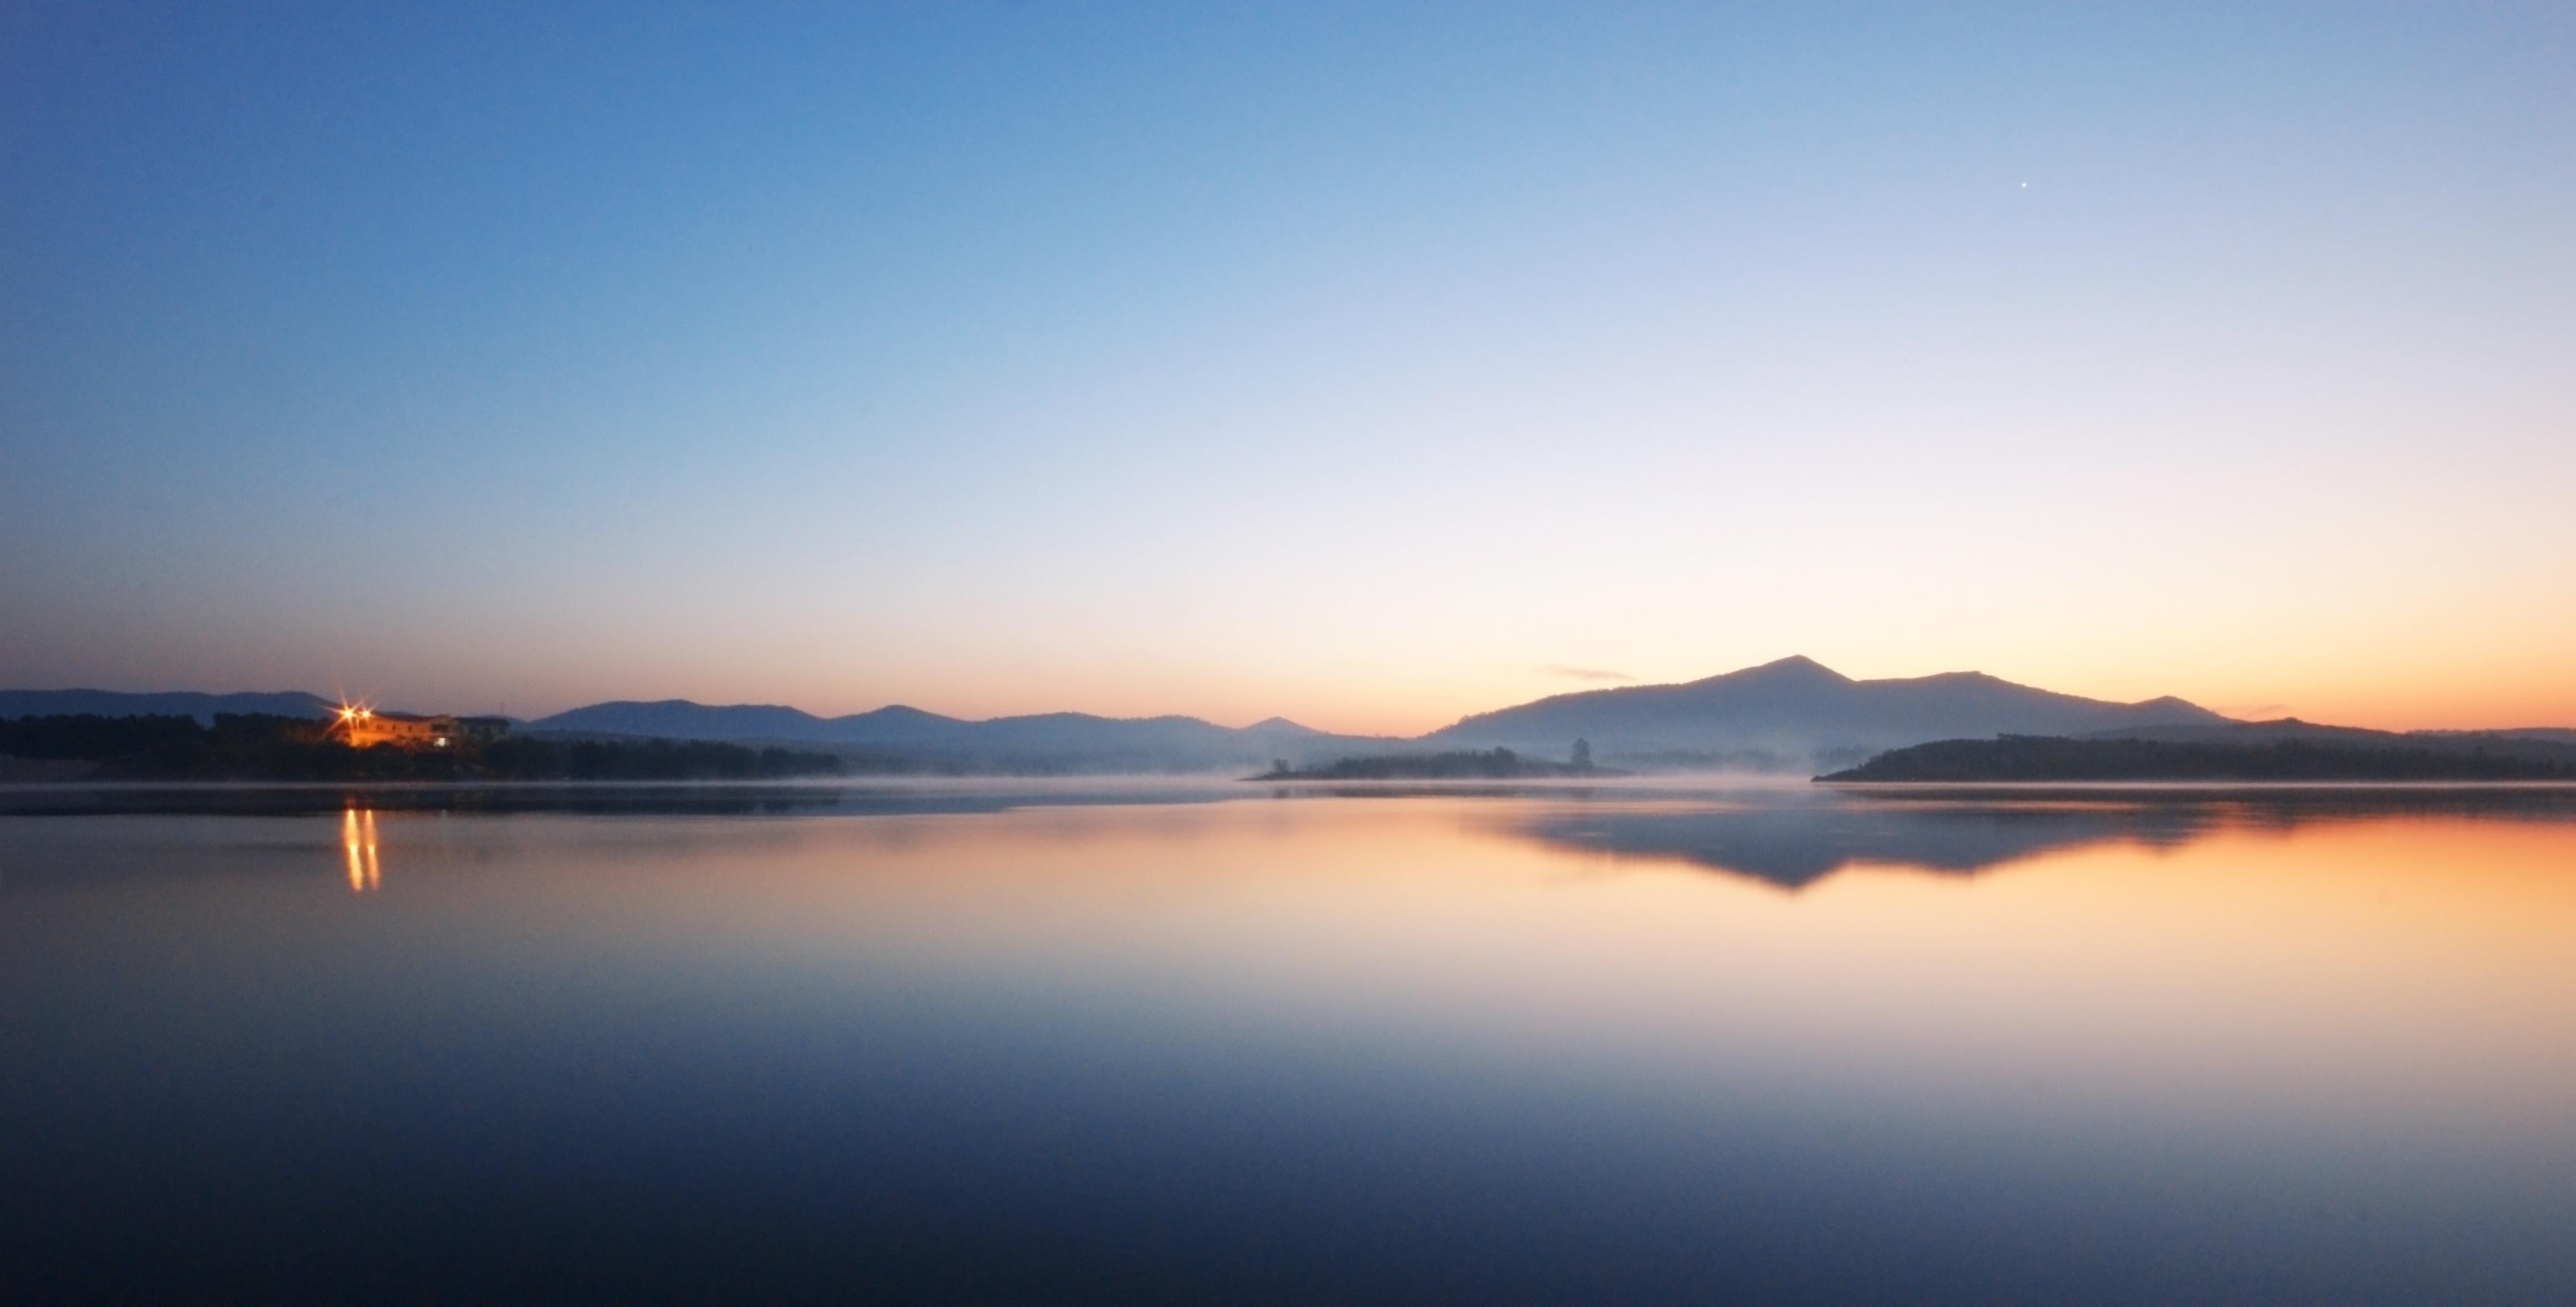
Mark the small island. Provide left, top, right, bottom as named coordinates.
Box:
left=1819, top=734, right=2576, bottom=783
left=1254, top=743, right=1620, bottom=781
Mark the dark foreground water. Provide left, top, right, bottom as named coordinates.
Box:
left=2, top=782, right=2571, bottom=1304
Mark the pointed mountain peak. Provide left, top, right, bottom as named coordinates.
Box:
left=1703, top=655, right=1852, bottom=685
left=2132, top=694, right=2216, bottom=714
left=840, top=703, right=959, bottom=724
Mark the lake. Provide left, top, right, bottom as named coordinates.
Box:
left=3, top=781, right=2571, bottom=1303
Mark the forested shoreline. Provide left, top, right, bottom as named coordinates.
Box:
left=0, top=714, right=843, bottom=781
left=1822, top=735, right=2576, bottom=782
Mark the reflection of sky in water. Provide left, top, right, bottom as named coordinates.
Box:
left=2, top=789, right=2572, bottom=1302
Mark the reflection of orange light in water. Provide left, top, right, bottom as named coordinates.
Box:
left=601, top=798, right=2576, bottom=1128
left=342, top=807, right=380, bottom=891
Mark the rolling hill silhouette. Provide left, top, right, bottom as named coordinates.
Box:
left=1425, top=655, right=2229, bottom=770
left=0, top=657, right=2317, bottom=775
left=0, top=689, right=337, bottom=725
left=514, top=656, right=2234, bottom=773
left=528, top=700, right=1392, bottom=774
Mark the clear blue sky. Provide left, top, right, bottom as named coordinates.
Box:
left=5, top=2, right=2571, bottom=730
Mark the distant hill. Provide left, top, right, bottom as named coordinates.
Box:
left=1426, top=656, right=2232, bottom=772
left=526, top=700, right=1390, bottom=774
left=0, top=689, right=336, bottom=725
left=534, top=699, right=849, bottom=742
left=17, top=661, right=2560, bottom=778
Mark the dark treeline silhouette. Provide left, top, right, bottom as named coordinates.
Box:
left=1822, top=735, right=2576, bottom=782
left=1256, top=747, right=1615, bottom=781
left=0, top=714, right=841, bottom=781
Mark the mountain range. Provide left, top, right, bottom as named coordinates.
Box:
left=527, top=701, right=1395, bottom=774
left=0, top=689, right=338, bottom=723
left=515, top=656, right=2268, bottom=772
left=10, top=659, right=2569, bottom=776
left=1423, top=655, right=2230, bottom=769
left=0, top=657, right=2260, bottom=774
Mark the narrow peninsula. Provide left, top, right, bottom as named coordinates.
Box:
left=1820, top=732, right=2576, bottom=783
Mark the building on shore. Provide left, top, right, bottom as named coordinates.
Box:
left=333, top=708, right=510, bottom=749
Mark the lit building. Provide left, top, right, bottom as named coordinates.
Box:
left=333, top=707, right=511, bottom=749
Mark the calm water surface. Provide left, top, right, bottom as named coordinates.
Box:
left=3, top=782, right=2572, bottom=1303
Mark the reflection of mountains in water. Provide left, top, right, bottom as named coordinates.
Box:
left=1510, top=802, right=2211, bottom=888
left=1507, top=789, right=2576, bottom=889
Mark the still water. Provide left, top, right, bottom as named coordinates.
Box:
left=3, top=782, right=2572, bottom=1303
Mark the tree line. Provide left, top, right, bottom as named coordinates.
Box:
left=0, top=714, right=843, bottom=781
left=1820, top=735, right=2576, bottom=782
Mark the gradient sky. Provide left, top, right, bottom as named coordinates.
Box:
left=4, top=2, right=2570, bottom=733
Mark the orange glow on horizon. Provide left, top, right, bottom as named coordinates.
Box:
left=469, top=792, right=2576, bottom=1131
left=284, top=638, right=2576, bottom=739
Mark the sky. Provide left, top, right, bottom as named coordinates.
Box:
left=3, top=2, right=2571, bottom=734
